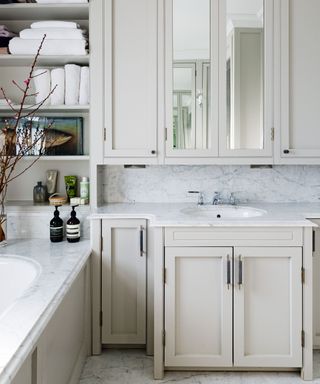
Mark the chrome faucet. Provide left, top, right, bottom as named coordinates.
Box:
left=212, top=192, right=221, bottom=205
left=188, top=191, right=204, bottom=205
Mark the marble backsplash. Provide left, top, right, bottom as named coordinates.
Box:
left=103, top=165, right=320, bottom=204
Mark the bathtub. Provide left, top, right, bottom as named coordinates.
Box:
left=0, top=256, right=41, bottom=318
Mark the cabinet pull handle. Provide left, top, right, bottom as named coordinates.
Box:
left=283, top=149, right=290, bottom=154
left=227, top=255, right=231, bottom=289
left=140, top=226, right=144, bottom=257
left=313, top=230, right=315, bottom=253
left=238, top=255, right=243, bottom=288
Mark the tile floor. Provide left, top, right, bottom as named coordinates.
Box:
left=80, top=349, right=320, bottom=383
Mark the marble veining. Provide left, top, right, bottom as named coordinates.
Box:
left=103, top=165, right=320, bottom=204
left=0, top=239, right=91, bottom=384
left=79, top=349, right=320, bottom=384
left=91, top=202, right=320, bottom=227
left=5, top=203, right=90, bottom=240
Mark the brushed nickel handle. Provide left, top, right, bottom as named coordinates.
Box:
left=140, top=226, right=144, bottom=256
left=238, top=255, right=243, bottom=288
left=227, top=254, right=231, bottom=290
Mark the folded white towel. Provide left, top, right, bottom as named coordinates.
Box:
left=65, top=64, right=81, bottom=105
left=31, top=21, right=80, bottom=29
left=9, top=38, right=87, bottom=55
left=79, top=66, right=89, bottom=105
left=50, top=68, right=65, bottom=105
left=33, top=68, right=51, bottom=106
left=20, top=28, right=87, bottom=40
left=36, top=0, right=88, bottom=3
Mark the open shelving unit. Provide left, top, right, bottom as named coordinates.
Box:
left=0, top=2, right=91, bottom=204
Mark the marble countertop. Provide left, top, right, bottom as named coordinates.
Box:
left=90, top=202, right=320, bottom=227
left=0, top=239, right=91, bottom=384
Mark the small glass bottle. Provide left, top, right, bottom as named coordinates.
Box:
left=33, top=181, right=48, bottom=203
left=50, top=206, right=64, bottom=243
left=66, top=206, right=80, bottom=243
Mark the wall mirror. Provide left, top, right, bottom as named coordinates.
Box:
left=225, top=0, right=264, bottom=151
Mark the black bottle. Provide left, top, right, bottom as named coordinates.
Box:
left=50, top=206, right=64, bottom=243
left=66, top=206, right=80, bottom=243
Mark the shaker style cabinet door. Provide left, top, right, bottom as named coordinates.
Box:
left=276, top=0, right=320, bottom=162
left=233, top=247, right=302, bottom=367
left=310, top=220, right=320, bottom=348
left=101, top=219, right=147, bottom=344
left=104, top=0, right=158, bottom=161
left=164, top=247, right=233, bottom=367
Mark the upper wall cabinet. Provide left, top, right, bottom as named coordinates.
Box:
left=104, top=0, right=158, bottom=163
left=275, top=0, right=320, bottom=164
left=164, top=0, right=273, bottom=163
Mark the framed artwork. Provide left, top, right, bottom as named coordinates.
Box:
left=0, top=116, right=83, bottom=156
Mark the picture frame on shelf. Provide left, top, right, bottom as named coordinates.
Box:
left=0, top=116, right=84, bottom=156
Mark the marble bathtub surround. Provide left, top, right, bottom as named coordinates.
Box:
left=5, top=202, right=90, bottom=240
left=103, top=165, right=320, bottom=204
left=0, top=239, right=91, bottom=384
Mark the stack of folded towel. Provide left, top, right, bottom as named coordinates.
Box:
left=33, top=64, right=89, bottom=106
left=9, top=21, right=88, bottom=56
left=0, top=25, right=17, bottom=53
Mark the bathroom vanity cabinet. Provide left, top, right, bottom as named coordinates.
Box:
left=154, top=226, right=313, bottom=380
left=165, top=246, right=302, bottom=368
left=101, top=219, right=147, bottom=345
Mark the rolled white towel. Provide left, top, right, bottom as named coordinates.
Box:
left=31, top=21, right=80, bottom=29
left=79, top=66, right=89, bottom=105
left=65, top=64, right=81, bottom=105
left=36, top=0, right=88, bottom=3
left=20, top=28, right=87, bottom=40
left=9, top=38, right=87, bottom=56
left=33, top=68, right=51, bottom=106
left=50, top=68, right=65, bottom=105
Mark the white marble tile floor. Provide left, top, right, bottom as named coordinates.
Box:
left=79, top=349, right=320, bottom=383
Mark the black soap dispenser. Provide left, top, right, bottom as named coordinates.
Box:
left=66, top=205, right=80, bottom=243
left=50, top=206, right=64, bottom=243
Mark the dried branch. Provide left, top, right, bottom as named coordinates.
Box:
left=0, top=34, right=57, bottom=241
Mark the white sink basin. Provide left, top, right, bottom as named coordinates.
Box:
left=181, top=205, right=267, bottom=219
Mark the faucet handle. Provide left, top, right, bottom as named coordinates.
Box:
left=212, top=191, right=221, bottom=205
left=188, top=191, right=204, bottom=205
left=229, top=192, right=236, bottom=205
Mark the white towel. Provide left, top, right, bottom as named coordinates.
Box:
left=33, top=68, right=51, bottom=106
left=50, top=68, right=65, bottom=105
left=65, top=64, right=81, bottom=105
left=31, top=21, right=80, bottom=29
left=9, top=38, right=87, bottom=55
left=79, top=66, right=89, bottom=105
left=36, top=0, right=88, bottom=3
left=20, top=28, right=87, bottom=40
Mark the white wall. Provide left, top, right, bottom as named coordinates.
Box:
left=103, top=165, right=320, bottom=204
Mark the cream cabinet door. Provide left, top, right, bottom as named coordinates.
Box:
left=309, top=220, right=320, bottom=348
left=102, top=219, right=147, bottom=344
left=233, top=247, right=302, bottom=367
left=104, top=0, right=158, bottom=160
left=164, top=247, right=233, bottom=367
left=276, top=0, right=320, bottom=162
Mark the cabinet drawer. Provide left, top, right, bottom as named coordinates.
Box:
left=165, top=227, right=303, bottom=247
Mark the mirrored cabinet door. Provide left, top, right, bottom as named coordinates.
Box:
left=219, top=0, right=273, bottom=158
left=165, top=0, right=219, bottom=157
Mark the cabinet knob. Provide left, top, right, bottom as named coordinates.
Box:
left=283, top=149, right=290, bottom=154
left=151, top=150, right=156, bottom=155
